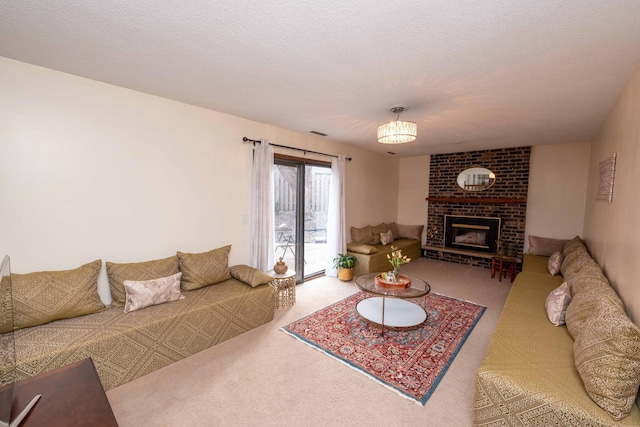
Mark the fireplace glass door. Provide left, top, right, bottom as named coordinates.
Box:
left=444, top=215, right=501, bottom=254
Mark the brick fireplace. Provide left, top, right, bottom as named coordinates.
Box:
left=425, top=146, right=530, bottom=269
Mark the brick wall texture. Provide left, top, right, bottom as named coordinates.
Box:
left=425, top=146, right=531, bottom=269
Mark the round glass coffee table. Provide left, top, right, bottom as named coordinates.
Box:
left=354, top=272, right=431, bottom=328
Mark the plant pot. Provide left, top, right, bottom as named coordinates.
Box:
left=338, top=267, right=354, bottom=281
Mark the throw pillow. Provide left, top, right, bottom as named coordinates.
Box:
left=178, top=245, right=232, bottom=291
left=397, top=224, right=424, bottom=241
left=123, top=272, right=184, bottom=313
left=350, top=226, right=373, bottom=245
left=370, top=224, right=388, bottom=245
left=547, top=251, right=563, bottom=276
left=106, top=256, right=179, bottom=307
left=380, top=230, right=394, bottom=246
left=528, top=235, right=570, bottom=257
left=230, top=265, right=274, bottom=288
left=385, top=222, right=400, bottom=239
left=560, top=246, right=591, bottom=278
left=565, top=280, right=624, bottom=339
left=10, top=260, right=105, bottom=330
left=345, top=242, right=377, bottom=255
left=545, top=282, right=572, bottom=326
left=573, top=304, right=640, bottom=420
left=562, top=235, right=586, bottom=258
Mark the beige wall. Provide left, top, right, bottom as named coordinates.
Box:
left=583, top=65, right=640, bottom=323
left=397, top=155, right=430, bottom=243
left=0, top=57, right=398, bottom=303
left=524, top=142, right=591, bottom=251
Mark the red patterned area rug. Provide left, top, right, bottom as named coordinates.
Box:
left=282, top=291, right=485, bottom=405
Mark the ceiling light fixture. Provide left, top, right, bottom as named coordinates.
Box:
left=377, top=106, right=417, bottom=144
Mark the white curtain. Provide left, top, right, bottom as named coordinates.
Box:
left=250, top=140, right=275, bottom=271
left=325, top=155, right=346, bottom=277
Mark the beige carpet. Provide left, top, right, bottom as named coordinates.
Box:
left=107, top=258, right=512, bottom=426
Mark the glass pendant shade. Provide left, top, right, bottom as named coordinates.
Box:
left=377, top=106, right=417, bottom=144
left=377, top=120, right=417, bottom=144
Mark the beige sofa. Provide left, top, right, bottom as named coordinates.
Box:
left=2, top=246, right=275, bottom=391
left=474, top=237, right=640, bottom=425
left=347, top=223, right=422, bottom=277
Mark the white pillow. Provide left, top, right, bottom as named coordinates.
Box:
left=380, top=230, right=394, bottom=246
left=547, top=251, right=563, bottom=276
left=124, top=272, right=184, bottom=313
left=545, top=282, right=572, bottom=326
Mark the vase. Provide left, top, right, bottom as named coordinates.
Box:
left=393, top=266, right=400, bottom=279
left=274, top=257, right=288, bottom=274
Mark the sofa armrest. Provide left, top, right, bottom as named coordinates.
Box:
left=230, top=265, right=273, bottom=288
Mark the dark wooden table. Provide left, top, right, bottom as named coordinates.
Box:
left=491, top=256, right=519, bottom=282
left=1, top=358, right=118, bottom=427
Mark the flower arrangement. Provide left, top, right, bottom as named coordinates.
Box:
left=387, top=246, right=411, bottom=276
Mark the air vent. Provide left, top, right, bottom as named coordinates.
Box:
left=309, top=130, right=328, bottom=136
left=387, top=151, right=396, bottom=155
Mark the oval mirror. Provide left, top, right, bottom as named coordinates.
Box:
left=457, top=167, right=496, bottom=192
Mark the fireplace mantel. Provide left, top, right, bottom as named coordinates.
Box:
left=425, top=197, right=526, bottom=204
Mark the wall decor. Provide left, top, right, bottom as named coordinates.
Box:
left=596, top=153, right=616, bottom=203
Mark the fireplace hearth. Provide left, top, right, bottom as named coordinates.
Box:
left=444, top=215, right=501, bottom=254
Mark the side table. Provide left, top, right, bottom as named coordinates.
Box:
left=491, top=256, right=518, bottom=283
left=1, top=358, right=118, bottom=426
left=267, top=270, right=296, bottom=309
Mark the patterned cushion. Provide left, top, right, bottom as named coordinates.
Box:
left=107, top=256, right=179, bottom=307
left=545, top=282, right=571, bottom=326
left=230, top=265, right=273, bottom=288
left=369, top=224, right=388, bottom=245
left=528, top=235, right=570, bottom=256
left=350, top=226, right=373, bottom=244
left=385, top=222, right=400, bottom=239
left=547, top=251, right=563, bottom=276
left=574, top=304, right=640, bottom=420
left=380, top=230, right=394, bottom=246
left=0, top=275, right=13, bottom=334
left=346, top=242, right=377, bottom=255
left=178, top=245, right=231, bottom=291
left=123, top=272, right=184, bottom=313
left=565, top=275, right=624, bottom=339
left=10, top=260, right=105, bottom=330
left=562, top=235, right=586, bottom=258
left=397, top=224, right=424, bottom=240
left=560, top=247, right=591, bottom=278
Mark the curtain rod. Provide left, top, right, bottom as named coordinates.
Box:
left=242, top=137, right=352, bottom=161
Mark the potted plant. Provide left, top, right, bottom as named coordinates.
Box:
left=333, top=253, right=357, bottom=281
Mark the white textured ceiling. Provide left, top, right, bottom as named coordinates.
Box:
left=2, top=1, right=640, bottom=156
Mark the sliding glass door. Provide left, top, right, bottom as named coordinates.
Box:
left=273, top=158, right=330, bottom=282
